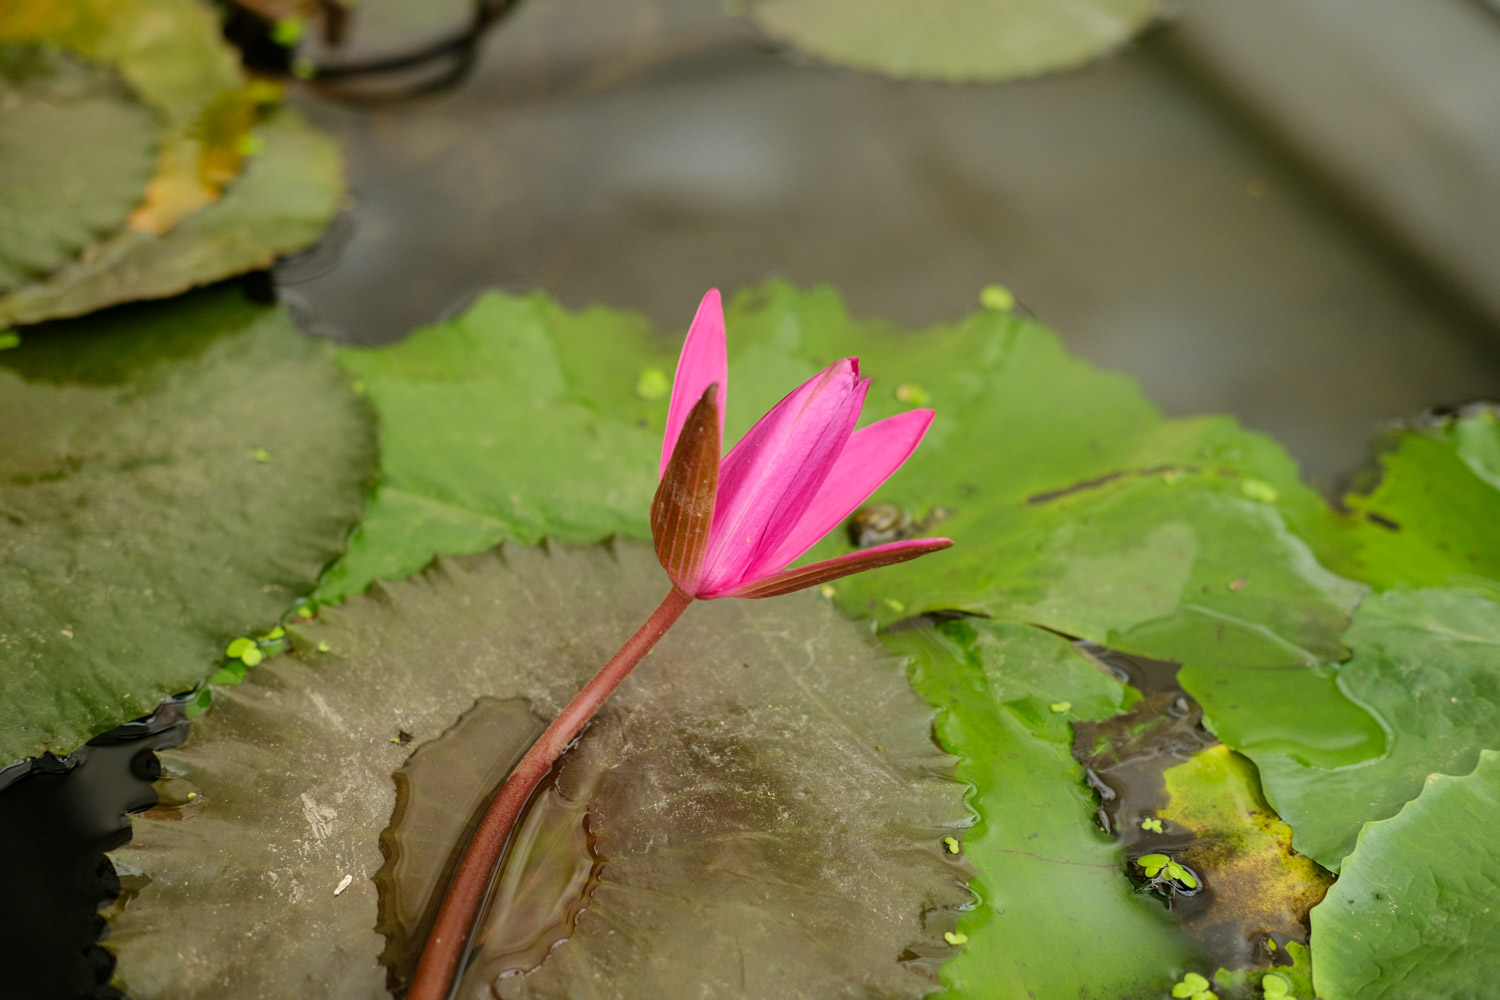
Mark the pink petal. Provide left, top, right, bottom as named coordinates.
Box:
left=747, top=408, right=935, bottom=578
left=695, top=360, right=864, bottom=594
left=716, top=537, right=954, bottom=599
left=660, top=290, right=727, bottom=479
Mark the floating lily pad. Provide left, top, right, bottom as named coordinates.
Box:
left=0, top=287, right=374, bottom=762
left=1243, top=587, right=1500, bottom=870
left=886, top=618, right=1209, bottom=998
left=1, top=0, right=251, bottom=235
left=317, top=293, right=674, bottom=602
left=321, top=282, right=1359, bottom=689
left=108, top=541, right=969, bottom=999
left=745, top=0, right=1163, bottom=82
left=0, top=108, right=342, bottom=327
left=1310, top=749, right=1500, bottom=999
left=0, top=44, right=159, bottom=295
left=1178, top=411, right=1500, bottom=868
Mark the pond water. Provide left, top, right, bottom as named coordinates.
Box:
left=277, top=0, right=1500, bottom=485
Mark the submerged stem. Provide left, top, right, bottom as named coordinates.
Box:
left=406, top=586, right=694, bottom=1000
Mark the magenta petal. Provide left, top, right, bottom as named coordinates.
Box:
left=695, top=360, right=863, bottom=594
left=747, top=408, right=935, bottom=578
left=715, top=537, right=954, bottom=599
left=660, top=290, right=728, bottom=479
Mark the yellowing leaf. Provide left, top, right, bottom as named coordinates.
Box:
left=1161, top=746, right=1332, bottom=951
left=0, top=0, right=252, bottom=236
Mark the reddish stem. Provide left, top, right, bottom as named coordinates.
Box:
left=406, top=586, right=694, bottom=1000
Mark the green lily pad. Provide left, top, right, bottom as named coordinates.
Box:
left=1245, top=587, right=1500, bottom=870
left=321, top=283, right=1359, bottom=690
left=745, top=0, right=1163, bottom=82
left=1180, top=409, right=1500, bottom=871
left=885, top=617, right=1209, bottom=998
left=0, top=45, right=159, bottom=295
left=0, top=108, right=341, bottom=327
left=317, top=292, right=674, bottom=602
left=108, top=541, right=969, bottom=999
left=0, top=287, right=374, bottom=761
left=1310, top=409, right=1500, bottom=596
left=1310, top=749, right=1500, bottom=999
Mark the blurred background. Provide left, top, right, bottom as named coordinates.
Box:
left=276, top=0, right=1500, bottom=488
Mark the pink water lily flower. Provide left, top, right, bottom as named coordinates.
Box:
left=651, top=289, right=952, bottom=599
left=410, top=288, right=955, bottom=1000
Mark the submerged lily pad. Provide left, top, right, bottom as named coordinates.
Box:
left=1069, top=681, right=1329, bottom=971
left=1310, top=749, right=1500, bottom=999
left=108, top=541, right=969, bottom=999
left=0, top=287, right=374, bottom=762
left=0, top=108, right=342, bottom=327
left=1246, top=587, right=1500, bottom=870
left=745, top=0, right=1163, bottom=82
left=886, top=618, right=1209, bottom=999
left=0, top=44, right=159, bottom=295
left=1159, top=746, right=1332, bottom=954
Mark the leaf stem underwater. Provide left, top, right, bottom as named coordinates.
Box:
left=407, top=585, right=694, bottom=1000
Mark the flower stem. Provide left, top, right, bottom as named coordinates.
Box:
left=406, top=586, right=694, bottom=1000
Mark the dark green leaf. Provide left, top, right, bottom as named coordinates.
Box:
left=0, top=45, right=158, bottom=294
left=108, top=541, right=969, bottom=999
left=1310, top=749, right=1500, bottom=1000
left=0, top=109, right=342, bottom=326
left=0, top=287, right=374, bottom=761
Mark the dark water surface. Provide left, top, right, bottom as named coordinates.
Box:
left=0, top=706, right=187, bottom=1000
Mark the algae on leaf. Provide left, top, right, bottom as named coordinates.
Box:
left=0, top=45, right=159, bottom=294
left=0, top=288, right=375, bottom=762
left=746, top=0, right=1162, bottom=82
left=1311, top=750, right=1500, bottom=1000
left=1158, top=746, right=1332, bottom=953
left=109, top=541, right=969, bottom=1000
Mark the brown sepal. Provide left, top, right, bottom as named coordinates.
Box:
left=650, top=384, right=721, bottom=591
